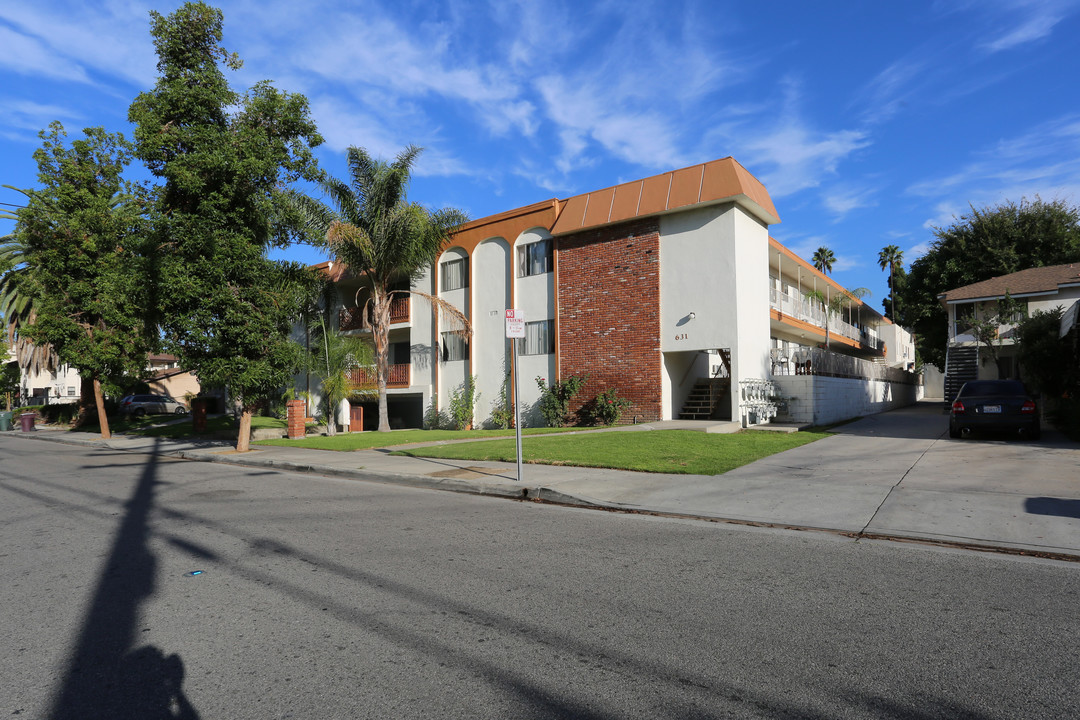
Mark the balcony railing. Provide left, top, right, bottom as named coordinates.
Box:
left=347, top=363, right=411, bottom=389
left=782, top=347, right=916, bottom=385
left=339, top=296, right=410, bottom=332
left=769, top=288, right=882, bottom=351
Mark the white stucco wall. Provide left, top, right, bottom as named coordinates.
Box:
left=513, top=228, right=557, bottom=425
left=659, top=203, right=771, bottom=420
left=472, top=238, right=512, bottom=426
left=436, top=247, right=470, bottom=413
left=771, top=375, right=919, bottom=425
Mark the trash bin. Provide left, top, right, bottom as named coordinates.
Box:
left=19, top=412, right=36, bottom=432
left=0, top=411, right=12, bottom=432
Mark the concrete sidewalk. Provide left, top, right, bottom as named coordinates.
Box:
left=4, top=402, right=1078, bottom=560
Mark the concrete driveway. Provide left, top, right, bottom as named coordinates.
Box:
left=542, top=402, right=1080, bottom=557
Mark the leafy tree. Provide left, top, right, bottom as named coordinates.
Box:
left=899, top=198, right=1080, bottom=370
left=283, top=145, right=469, bottom=432
left=966, top=293, right=1024, bottom=378
left=1014, top=307, right=1079, bottom=399
left=877, top=244, right=904, bottom=320
left=14, top=123, right=154, bottom=438
left=128, top=2, right=323, bottom=451
left=812, top=246, right=835, bottom=275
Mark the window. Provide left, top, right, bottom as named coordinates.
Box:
left=67, top=386, right=76, bottom=396
left=520, top=319, right=555, bottom=355
left=517, top=239, right=552, bottom=277
left=441, top=258, right=468, bottom=291
left=441, top=332, right=468, bottom=362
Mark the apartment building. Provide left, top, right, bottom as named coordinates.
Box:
left=319, top=157, right=916, bottom=430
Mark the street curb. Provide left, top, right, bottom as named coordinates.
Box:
left=5, top=429, right=1077, bottom=563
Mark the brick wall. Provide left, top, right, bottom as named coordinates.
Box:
left=557, top=218, right=662, bottom=422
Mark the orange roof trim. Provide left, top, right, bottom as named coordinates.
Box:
left=550, top=157, right=780, bottom=236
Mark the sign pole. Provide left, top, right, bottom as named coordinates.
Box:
left=505, top=309, right=526, bottom=484
left=512, top=336, right=523, bottom=484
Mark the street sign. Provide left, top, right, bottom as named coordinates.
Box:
left=505, top=308, right=525, bottom=338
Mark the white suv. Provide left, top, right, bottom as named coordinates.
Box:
left=118, top=394, right=189, bottom=418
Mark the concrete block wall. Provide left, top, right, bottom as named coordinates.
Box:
left=772, top=375, right=918, bottom=426
left=557, top=218, right=662, bottom=422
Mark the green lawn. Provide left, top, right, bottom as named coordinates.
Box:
left=254, top=426, right=585, bottom=451
left=390, top=429, right=830, bottom=475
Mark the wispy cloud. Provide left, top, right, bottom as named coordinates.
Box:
left=823, top=185, right=878, bottom=220
left=0, top=25, right=93, bottom=84
left=0, top=3, right=157, bottom=88
left=907, top=113, right=1080, bottom=216
left=851, top=58, right=929, bottom=126
left=738, top=79, right=870, bottom=198
left=0, top=99, right=83, bottom=142
left=979, top=0, right=1079, bottom=52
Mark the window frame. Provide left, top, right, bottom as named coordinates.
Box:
left=517, top=239, right=553, bottom=278
left=440, top=331, right=469, bottom=362
left=520, top=319, right=555, bottom=356
left=440, top=257, right=469, bottom=292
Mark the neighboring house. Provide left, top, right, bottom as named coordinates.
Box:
left=145, top=353, right=200, bottom=405
left=939, top=263, right=1080, bottom=401
left=310, top=157, right=918, bottom=430
left=20, top=363, right=80, bottom=405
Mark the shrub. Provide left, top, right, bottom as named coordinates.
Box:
left=591, top=388, right=632, bottom=425
left=488, top=377, right=513, bottom=429
left=424, top=402, right=451, bottom=430
left=535, top=374, right=587, bottom=427
left=449, top=376, right=479, bottom=430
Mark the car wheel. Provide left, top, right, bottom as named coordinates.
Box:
left=1029, top=425, right=1041, bottom=441
left=175, top=406, right=188, bottom=415
left=948, top=424, right=960, bottom=439
left=133, top=408, right=146, bottom=419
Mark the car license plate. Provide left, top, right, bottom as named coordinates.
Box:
left=983, top=405, right=1002, bottom=414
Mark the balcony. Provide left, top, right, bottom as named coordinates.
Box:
left=347, top=364, right=411, bottom=389
left=770, top=288, right=882, bottom=352
left=339, top=296, right=411, bottom=332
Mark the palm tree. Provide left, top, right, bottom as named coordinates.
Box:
left=285, top=145, right=469, bottom=432
left=1, top=187, right=60, bottom=384
left=307, top=311, right=374, bottom=436
left=877, top=245, right=904, bottom=321
left=812, top=246, right=836, bottom=275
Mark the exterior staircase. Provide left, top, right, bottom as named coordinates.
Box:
left=679, top=378, right=731, bottom=420
left=944, top=345, right=978, bottom=404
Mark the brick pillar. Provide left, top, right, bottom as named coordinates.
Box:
left=286, top=399, right=306, bottom=439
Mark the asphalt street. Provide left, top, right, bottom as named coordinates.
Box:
left=1, top=440, right=1078, bottom=719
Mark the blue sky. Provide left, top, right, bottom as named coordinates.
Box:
left=2, top=0, right=1079, bottom=314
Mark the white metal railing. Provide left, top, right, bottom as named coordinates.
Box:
left=770, top=288, right=883, bottom=351
left=788, top=347, right=916, bottom=384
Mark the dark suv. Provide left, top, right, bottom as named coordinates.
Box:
left=118, top=394, right=189, bottom=418
left=949, top=380, right=1040, bottom=440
